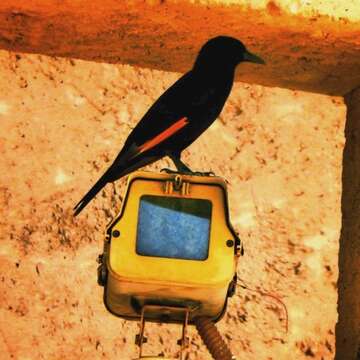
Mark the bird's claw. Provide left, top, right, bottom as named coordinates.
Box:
left=161, top=168, right=180, bottom=174
left=160, top=168, right=215, bottom=177
left=193, top=171, right=216, bottom=177
left=161, top=168, right=194, bottom=175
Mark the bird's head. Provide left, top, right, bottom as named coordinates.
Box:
left=193, top=36, right=265, bottom=72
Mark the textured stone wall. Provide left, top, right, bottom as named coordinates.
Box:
left=336, top=88, right=360, bottom=360
left=0, top=50, right=345, bottom=359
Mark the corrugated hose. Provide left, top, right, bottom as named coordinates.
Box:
left=194, top=316, right=234, bottom=360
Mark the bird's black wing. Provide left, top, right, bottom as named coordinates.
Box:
left=119, top=71, right=196, bottom=151
left=134, top=72, right=197, bottom=134
left=114, top=69, right=224, bottom=163
left=74, top=70, right=222, bottom=216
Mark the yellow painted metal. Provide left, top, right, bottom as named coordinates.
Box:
left=105, top=170, right=239, bottom=321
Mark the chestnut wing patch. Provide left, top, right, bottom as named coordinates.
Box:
left=137, top=116, right=189, bottom=154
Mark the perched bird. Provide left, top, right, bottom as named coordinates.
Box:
left=73, top=36, right=264, bottom=216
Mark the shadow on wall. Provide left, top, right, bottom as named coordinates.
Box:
left=336, top=87, right=360, bottom=360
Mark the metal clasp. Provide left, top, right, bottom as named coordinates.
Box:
left=174, top=175, right=182, bottom=191
left=164, top=175, right=190, bottom=196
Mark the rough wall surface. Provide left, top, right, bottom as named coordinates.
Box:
left=336, top=88, right=360, bottom=360
left=0, top=0, right=360, bottom=95
left=0, top=51, right=345, bottom=359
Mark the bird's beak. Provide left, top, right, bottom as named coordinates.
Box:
left=243, top=50, right=265, bottom=65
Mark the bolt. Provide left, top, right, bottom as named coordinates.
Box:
left=226, top=239, right=234, bottom=247
left=112, top=230, right=120, bottom=238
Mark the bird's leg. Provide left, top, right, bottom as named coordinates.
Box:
left=161, top=153, right=215, bottom=176
left=161, top=153, right=192, bottom=174
left=170, top=154, right=193, bottom=173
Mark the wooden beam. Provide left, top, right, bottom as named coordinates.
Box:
left=0, top=1, right=360, bottom=94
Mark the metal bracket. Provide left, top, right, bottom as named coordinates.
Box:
left=234, top=234, right=244, bottom=257
left=136, top=305, right=191, bottom=360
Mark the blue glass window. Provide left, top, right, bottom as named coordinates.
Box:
left=136, top=195, right=212, bottom=260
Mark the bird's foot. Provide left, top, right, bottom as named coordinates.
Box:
left=193, top=170, right=216, bottom=177
left=161, top=168, right=191, bottom=175
left=161, top=168, right=215, bottom=177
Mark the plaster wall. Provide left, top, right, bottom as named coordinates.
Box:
left=0, top=51, right=345, bottom=359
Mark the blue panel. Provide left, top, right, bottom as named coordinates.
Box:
left=136, top=196, right=212, bottom=261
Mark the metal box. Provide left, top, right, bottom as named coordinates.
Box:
left=98, top=171, right=242, bottom=324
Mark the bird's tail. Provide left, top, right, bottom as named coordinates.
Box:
left=73, top=174, right=109, bottom=216
left=73, top=151, right=156, bottom=216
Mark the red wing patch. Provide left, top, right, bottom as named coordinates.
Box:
left=137, top=117, right=189, bottom=154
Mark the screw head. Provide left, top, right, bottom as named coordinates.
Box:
left=226, top=239, right=234, bottom=247
left=112, top=230, right=120, bottom=238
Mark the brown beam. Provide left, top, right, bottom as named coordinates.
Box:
left=0, top=1, right=360, bottom=95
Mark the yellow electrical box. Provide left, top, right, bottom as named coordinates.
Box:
left=98, top=171, right=242, bottom=325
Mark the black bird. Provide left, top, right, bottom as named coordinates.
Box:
left=73, top=36, right=264, bottom=216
